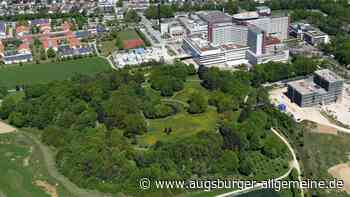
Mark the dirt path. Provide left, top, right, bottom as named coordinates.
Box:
left=216, top=128, right=303, bottom=197
left=328, top=163, right=350, bottom=193
left=35, top=180, right=59, bottom=197
left=0, top=121, right=16, bottom=134
left=19, top=131, right=113, bottom=197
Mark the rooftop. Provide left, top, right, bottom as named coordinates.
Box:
left=288, top=77, right=327, bottom=95
left=198, top=11, right=232, bottom=24
left=314, top=69, right=343, bottom=83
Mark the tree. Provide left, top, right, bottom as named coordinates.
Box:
left=263, top=135, right=286, bottom=159
left=187, top=64, right=196, bottom=75
left=0, top=84, right=7, bottom=99
left=40, top=47, right=47, bottom=60
left=8, top=112, right=25, bottom=127
left=239, top=156, right=255, bottom=176
left=42, top=126, right=66, bottom=147
left=214, top=151, right=239, bottom=175
left=0, top=96, right=16, bottom=119
left=47, top=48, right=56, bottom=58
left=124, top=9, right=140, bottom=23
left=225, top=0, right=238, bottom=15
left=123, top=114, right=147, bottom=137
left=187, top=92, right=208, bottom=114
left=116, top=0, right=123, bottom=7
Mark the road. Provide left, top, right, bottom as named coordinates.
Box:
left=216, top=128, right=303, bottom=197
left=138, top=13, right=163, bottom=46
left=137, top=12, right=174, bottom=62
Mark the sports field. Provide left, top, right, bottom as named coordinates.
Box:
left=118, top=30, right=145, bottom=49
left=0, top=57, right=111, bottom=88
left=118, top=30, right=140, bottom=40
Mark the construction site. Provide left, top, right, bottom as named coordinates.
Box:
left=270, top=69, right=350, bottom=133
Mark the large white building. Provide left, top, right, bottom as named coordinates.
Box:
left=246, top=26, right=289, bottom=64
left=181, top=8, right=290, bottom=67
left=183, top=35, right=249, bottom=67
left=233, top=10, right=289, bottom=41
left=289, top=22, right=330, bottom=46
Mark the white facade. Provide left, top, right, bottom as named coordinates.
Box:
left=183, top=36, right=249, bottom=67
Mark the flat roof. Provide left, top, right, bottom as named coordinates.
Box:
left=314, top=69, right=343, bottom=83
left=233, top=11, right=259, bottom=20
left=288, top=77, right=327, bottom=95
left=198, top=11, right=232, bottom=24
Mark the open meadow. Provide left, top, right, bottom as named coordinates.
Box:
left=0, top=132, right=73, bottom=197
left=0, top=57, right=111, bottom=88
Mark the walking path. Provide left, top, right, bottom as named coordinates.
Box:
left=0, top=121, right=16, bottom=134
left=91, top=42, right=116, bottom=71
left=19, top=131, right=112, bottom=197
left=216, top=128, right=303, bottom=197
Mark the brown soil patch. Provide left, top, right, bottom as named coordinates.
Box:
left=0, top=121, right=16, bottom=134
left=314, top=124, right=338, bottom=135
left=328, top=163, right=350, bottom=193
left=35, top=180, right=58, bottom=197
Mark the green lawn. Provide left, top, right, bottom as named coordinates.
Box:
left=139, top=108, right=219, bottom=146
left=138, top=78, right=219, bottom=146
left=0, top=57, right=111, bottom=88
left=99, top=40, right=117, bottom=56
left=0, top=132, right=72, bottom=197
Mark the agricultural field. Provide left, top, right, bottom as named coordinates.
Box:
left=0, top=57, right=111, bottom=88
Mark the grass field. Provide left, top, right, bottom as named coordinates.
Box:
left=297, top=125, right=350, bottom=197
left=138, top=78, right=219, bottom=146
left=0, top=132, right=73, bottom=197
left=118, top=30, right=141, bottom=41
left=0, top=57, right=111, bottom=88
left=99, top=40, right=117, bottom=56
left=139, top=108, right=219, bottom=146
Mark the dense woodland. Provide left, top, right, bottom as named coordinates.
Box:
left=0, top=58, right=316, bottom=195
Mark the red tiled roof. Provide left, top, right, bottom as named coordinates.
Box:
left=21, top=35, right=33, bottom=42
left=40, top=24, right=51, bottom=33
left=42, top=38, right=58, bottom=49
left=16, top=25, right=29, bottom=34
left=68, top=36, right=80, bottom=48
left=62, top=21, right=72, bottom=32
left=264, top=36, right=281, bottom=46
left=18, top=42, right=30, bottom=51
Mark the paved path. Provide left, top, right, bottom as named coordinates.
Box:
left=216, top=128, right=303, bottom=197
